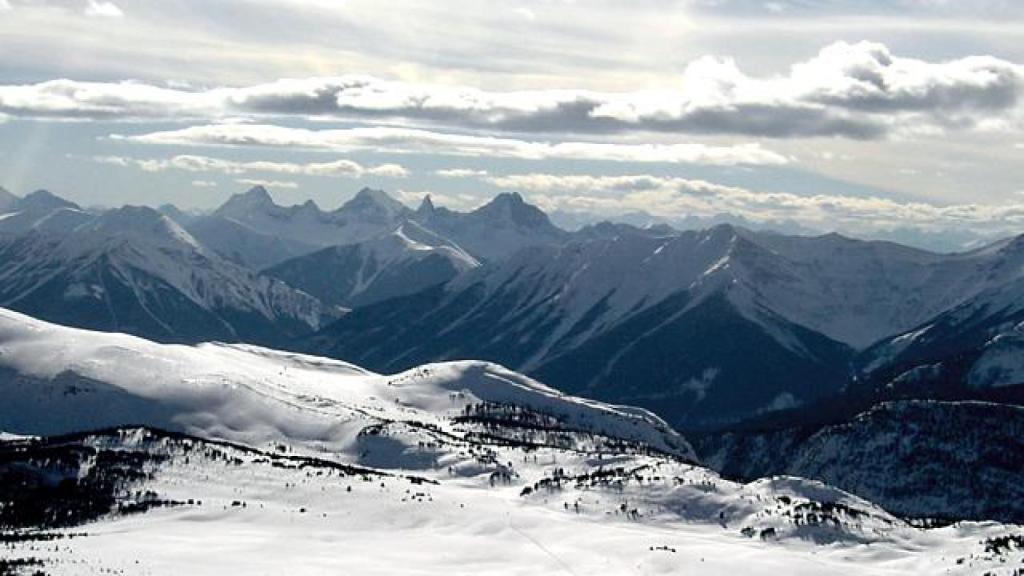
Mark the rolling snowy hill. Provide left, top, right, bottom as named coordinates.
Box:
left=1, top=309, right=1021, bottom=575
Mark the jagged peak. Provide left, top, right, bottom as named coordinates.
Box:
left=490, top=191, right=525, bottom=206
left=473, top=192, right=553, bottom=230
left=214, top=185, right=278, bottom=215
left=299, top=198, right=322, bottom=211
left=243, top=185, right=272, bottom=201
left=416, top=194, right=436, bottom=215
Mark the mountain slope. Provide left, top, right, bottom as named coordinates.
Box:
left=0, top=206, right=333, bottom=346
left=301, top=223, right=1024, bottom=430
left=1, top=310, right=1020, bottom=576
left=302, top=226, right=863, bottom=429
left=0, top=306, right=694, bottom=461
left=264, top=221, right=480, bottom=308
left=693, top=400, right=1024, bottom=524
left=857, top=234, right=1024, bottom=395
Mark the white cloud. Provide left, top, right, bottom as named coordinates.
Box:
left=190, top=179, right=217, bottom=188
left=435, top=168, right=489, bottom=178
left=0, top=0, right=11, bottom=12
left=0, top=79, right=219, bottom=120
left=235, top=178, right=298, bottom=189
left=512, top=7, right=536, bottom=20
left=477, top=171, right=1024, bottom=236
left=94, top=154, right=409, bottom=178
left=2, top=42, right=1020, bottom=138
left=84, top=0, right=124, bottom=18
left=114, top=124, right=790, bottom=166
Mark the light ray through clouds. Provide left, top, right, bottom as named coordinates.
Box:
left=0, top=0, right=1022, bottom=250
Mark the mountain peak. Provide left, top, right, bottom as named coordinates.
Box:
left=14, top=189, right=79, bottom=212
left=474, top=192, right=552, bottom=229
left=240, top=185, right=276, bottom=206
left=214, top=186, right=278, bottom=216
left=245, top=184, right=272, bottom=199
left=708, top=222, right=737, bottom=235
left=493, top=191, right=525, bottom=206
left=339, top=188, right=409, bottom=219
left=416, top=194, right=436, bottom=216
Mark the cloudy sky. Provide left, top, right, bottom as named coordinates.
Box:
left=1, top=0, right=1023, bottom=249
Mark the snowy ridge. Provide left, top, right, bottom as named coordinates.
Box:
left=0, top=307, right=695, bottom=463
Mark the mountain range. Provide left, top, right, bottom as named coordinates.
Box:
left=0, top=185, right=1021, bottom=428
left=0, top=183, right=1023, bottom=572
left=303, top=221, right=1024, bottom=430
left=0, top=185, right=1022, bottom=500
left=0, top=196, right=334, bottom=347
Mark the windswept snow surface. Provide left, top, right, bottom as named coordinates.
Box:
left=0, top=307, right=692, bottom=463
left=0, top=309, right=1021, bottom=575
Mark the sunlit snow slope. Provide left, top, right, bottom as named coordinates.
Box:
left=0, top=309, right=1021, bottom=575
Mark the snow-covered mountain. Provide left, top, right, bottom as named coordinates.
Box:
left=305, top=224, right=1013, bottom=429
left=264, top=220, right=480, bottom=308
left=211, top=185, right=414, bottom=247
left=1, top=309, right=1020, bottom=575
left=856, top=234, right=1024, bottom=395
left=0, top=205, right=334, bottom=346
left=209, top=186, right=570, bottom=263
left=0, top=189, right=94, bottom=235
left=0, top=307, right=692, bottom=460
left=414, top=192, right=569, bottom=261
left=300, top=218, right=1024, bottom=429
